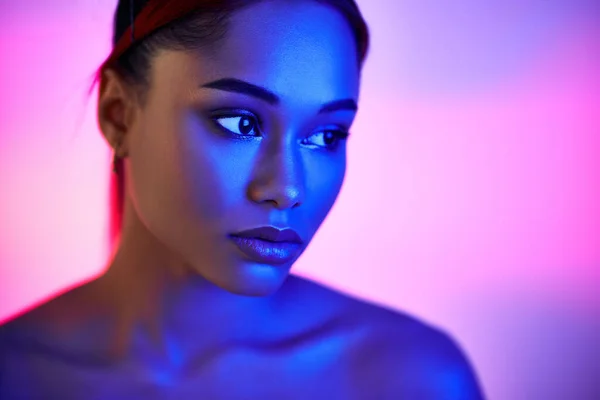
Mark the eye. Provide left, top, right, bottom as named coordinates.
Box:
left=213, top=114, right=261, bottom=137
left=302, top=130, right=349, bottom=150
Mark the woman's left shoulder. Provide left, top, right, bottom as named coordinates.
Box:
left=346, top=296, right=485, bottom=399
left=287, top=277, right=485, bottom=399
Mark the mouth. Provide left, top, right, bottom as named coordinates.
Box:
left=228, top=226, right=304, bottom=265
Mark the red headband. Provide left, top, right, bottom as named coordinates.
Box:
left=101, top=0, right=214, bottom=71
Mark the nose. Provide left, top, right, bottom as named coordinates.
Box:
left=247, top=141, right=305, bottom=210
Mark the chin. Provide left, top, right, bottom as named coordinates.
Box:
left=196, top=260, right=293, bottom=297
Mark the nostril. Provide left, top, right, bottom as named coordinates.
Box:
left=247, top=182, right=304, bottom=210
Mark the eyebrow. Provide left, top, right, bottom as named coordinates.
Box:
left=201, top=78, right=358, bottom=114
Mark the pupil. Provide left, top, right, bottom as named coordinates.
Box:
left=324, top=131, right=335, bottom=145
left=239, top=117, right=253, bottom=134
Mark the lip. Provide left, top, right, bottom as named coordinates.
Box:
left=230, top=227, right=303, bottom=244
left=229, top=226, right=304, bottom=265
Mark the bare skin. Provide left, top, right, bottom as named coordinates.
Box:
left=0, top=275, right=483, bottom=399
left=0, top=2, right=484, bottom=399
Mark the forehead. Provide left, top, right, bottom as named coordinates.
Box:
left=154, top=1, right=360, bottom=103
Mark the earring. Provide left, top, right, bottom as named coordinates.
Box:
left=112, top=144, right=122, bottom=174
left=112, top=151, right=119, bottom=174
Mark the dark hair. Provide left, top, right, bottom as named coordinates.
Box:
left=105, top=0, right=370, bottom=244
left=110, top=0, right=369, bottom=94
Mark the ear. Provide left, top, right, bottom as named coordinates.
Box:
left=97, top=68, right=138, bottom=158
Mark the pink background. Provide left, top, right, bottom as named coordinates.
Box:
left=0, top=0, right=598, bottom=398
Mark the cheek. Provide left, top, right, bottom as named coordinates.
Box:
left=163, top=114, right=259, bottom=222
left=304, top=151, right=346, bottom=224
left=176, top=125, right=258, bottom=219
left=128, top=111, right=250, bottom=236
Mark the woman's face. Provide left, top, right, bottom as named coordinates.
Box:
left=120, top=1, right=360, bottom=296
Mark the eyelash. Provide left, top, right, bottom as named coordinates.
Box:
left=210, top=111, right=350, bottom=151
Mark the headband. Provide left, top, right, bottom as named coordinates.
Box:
left=101, top=0, right=364, bottom=74
left=101, top=0, right=217, bottom=72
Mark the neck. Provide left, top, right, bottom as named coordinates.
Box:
left=95, top=197, right=270, bottom=360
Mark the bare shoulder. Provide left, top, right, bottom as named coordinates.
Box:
left=351, top=313, right=485, bottom=399
left=286, top=276, right=486, bottom=399
left=1, top=281, right=95, bottom=327
left=0, top=280, right=108, bottom=356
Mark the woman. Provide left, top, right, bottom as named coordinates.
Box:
left=0, top=0, right=484, bottom=398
